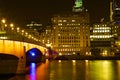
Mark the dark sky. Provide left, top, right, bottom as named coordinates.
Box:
left=0, top=0, right=110, bottom=26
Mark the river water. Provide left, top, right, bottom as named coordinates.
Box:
left=9, top=60, right=120, bottom=80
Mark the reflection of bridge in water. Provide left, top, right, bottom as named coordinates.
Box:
left=0, top=21, right=47, bottom=74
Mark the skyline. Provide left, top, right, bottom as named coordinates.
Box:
left=0, top=0, right=110, bottom=26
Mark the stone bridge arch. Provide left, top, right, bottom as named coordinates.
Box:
left=0, top=40, right=46, bottom=58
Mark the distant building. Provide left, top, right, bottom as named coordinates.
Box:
left=109, top=0, right=120, bottom=55
left=90, top=23, right=112, bottom=56
left=25, top=21, right=42, bottom=37
left=111, top=22, right=120, bottom=54
left=51, top=11, right=90, bottom=55
left=112, top=0, right=120, bottom=21
left=39, top=26, right=52, bottom=46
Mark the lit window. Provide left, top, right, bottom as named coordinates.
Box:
left=63, top=20, right=67, bottom=22
left=58, top=20, right=62, bottom=22
left=72, top=20, right=75, bottom=22
left=58, top=24, right=62, bottom=26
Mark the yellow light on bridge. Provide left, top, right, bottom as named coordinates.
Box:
left=5, top=24, right=7, bottom=27
left=1, top=19, right=6, bottom=23
left=10, top=23, right=14, bottom=27
left=17, top=27, right=20, bottom=30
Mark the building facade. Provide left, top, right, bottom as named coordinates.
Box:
left=90, top=23, right=112, bottom=56
left=51, top=12, right=90, bottom=55
left=112, top=0, right=120, bottom=21
left=110, top=0, right=120, bottom=55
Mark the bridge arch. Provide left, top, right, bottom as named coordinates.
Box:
left=26, top=48, right=43, bottom=63
left=0, top=40, right=46, bottom=58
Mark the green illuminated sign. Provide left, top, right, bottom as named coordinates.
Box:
left=74, top=0, right=82, bottom=8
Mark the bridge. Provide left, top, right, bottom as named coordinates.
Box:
left=0, top=19, right=47, bottom=74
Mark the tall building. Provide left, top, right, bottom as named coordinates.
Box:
left=51, top=12, right=90, bottom=55
left=90, top=23, right=112, bottom=56
left=39, top=26, right=53, bottom=46
left=110, top=0, right=120, bottom=54
left=112, top=0, right=120, bottom=21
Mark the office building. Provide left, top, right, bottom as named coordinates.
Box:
left=51, top=12, right=90, bottom=55
left=90, top=23, right=112, bottom=56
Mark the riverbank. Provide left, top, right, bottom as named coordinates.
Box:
left=55, top=55, right=120, bottom=60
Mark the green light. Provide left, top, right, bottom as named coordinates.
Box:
left=75, top=0, right=82, bottom=8
left=73, top=0, right=83, bottom=12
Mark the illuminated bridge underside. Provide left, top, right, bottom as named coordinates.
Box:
left=0, top=40, right=45, bottom=58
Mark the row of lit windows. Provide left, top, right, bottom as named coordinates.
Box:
left=90, top=35, right=112, bottom=38
left=59, top=44, right=80, bottom=47
left=58, top=48, right=81, bottom=52
left=58, top=26, right=88, bottom=29
left=93, top=30, right=110, bottom=33
left=58, top=23, right=89, bottom=26
left=58, top=20, right=76, bottom=22
left=58, top=36, right=80, bottom=39
left=58, top=40, right=80, bottom=43
left=58, top=30, right=81, bottom=33
left=94, top=24, right=107, bottom=27
left=58, top=23, right=81, bottom=26
left=58, top=34, right=81, bottom=36
left=94, top=27, right=111, bottom=30
left=91, top=38, right=111, bottom=41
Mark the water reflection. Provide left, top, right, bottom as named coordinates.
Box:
left=49, top=60, right=120, bottom=80
left=88, top=60, right=116, bottom=80
left=9, top=60, right=120, bottom=80
left=29, top=63, right=36, bottom=80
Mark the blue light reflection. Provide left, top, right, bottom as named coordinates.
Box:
left=30, top=62, right=36, bottom=80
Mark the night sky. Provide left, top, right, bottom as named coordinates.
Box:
left=0, top=0, right=110, bottom=26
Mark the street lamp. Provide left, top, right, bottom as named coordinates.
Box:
left=1, top=19, right=6, bottom=23
left=10, top=23, right=14, bottom=27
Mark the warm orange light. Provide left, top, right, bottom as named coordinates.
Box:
left=10, top=23, right=14, bottom=27
left=1, top=19, right=6, bottom=23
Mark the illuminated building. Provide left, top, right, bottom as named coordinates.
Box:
left=51, top=12, right=90, bottom=55
left=25, top=21, right=42, bottom=37
left=39, top=26, right=52, bottom=46
left=90, top=23, right=112, bottom=56
left=110, top=0, right=120, bottom=54
left=50, top=0, right=90, bottom=55
left=112, top=0, right=120, bottom=21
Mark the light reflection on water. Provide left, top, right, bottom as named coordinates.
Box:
left=9, top=60, right=120, bottom=80
left=29, top=63, right=36, bottom=80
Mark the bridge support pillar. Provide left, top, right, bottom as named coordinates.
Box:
left=16, top=46, right=26, bottom=74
